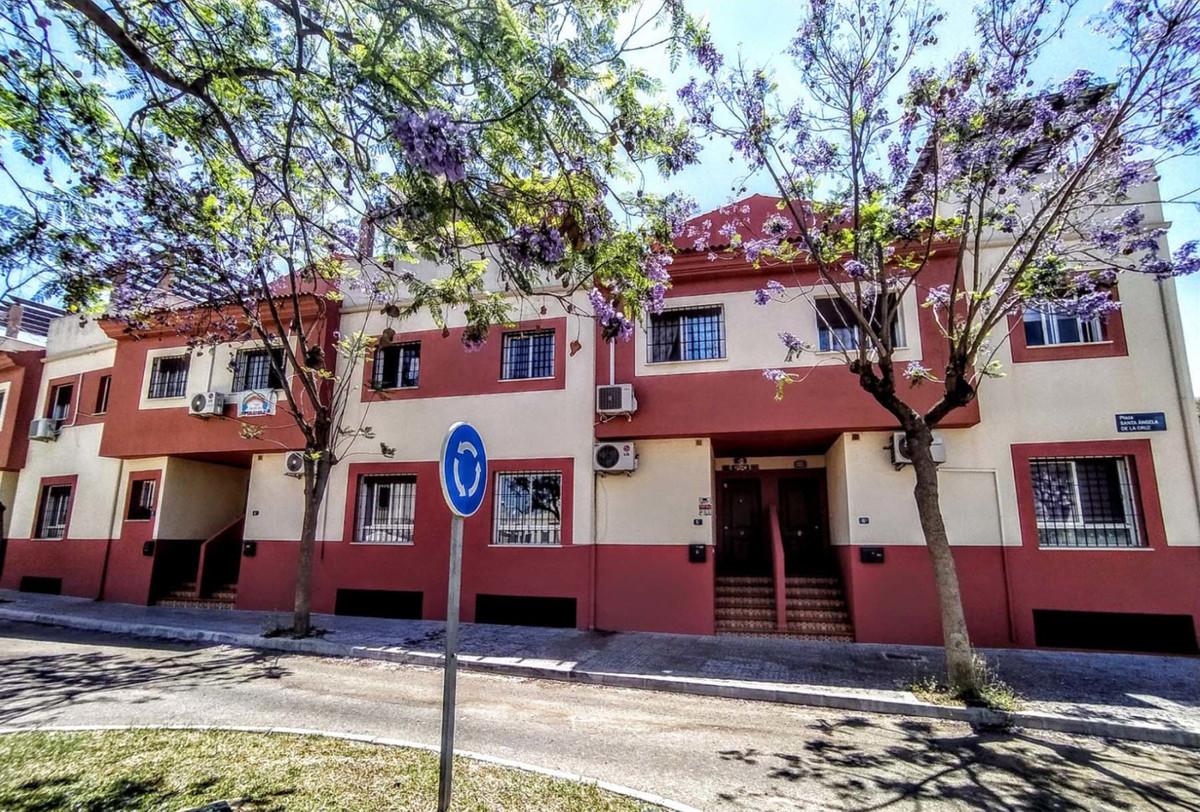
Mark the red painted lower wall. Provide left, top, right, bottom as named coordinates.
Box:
left=837, top=544, right=1200, bottom=649
left=595, top=544, right=715, bottom=635
left=0, top=538, right=108, bottom=598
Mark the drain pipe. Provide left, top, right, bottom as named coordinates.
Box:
left=95, top=459, right=125, bottom=601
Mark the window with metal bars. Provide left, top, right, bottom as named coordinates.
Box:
left=648, top=305, right=725, bottom=363
left=493, top=471, right=562, bottom=545
left=1029, top=456, right=1145, bottom=548
left=127, top=479, right=156, bottom=521
left=500, top=331, right=554, bottom=380
left=815, top=295, right=905, bottom=352
left=148, top=355, right=189, bottom=399
left=1022, top=308, right=1107, bottom=346
left=354, top=474, right=416, bottom=543
left=372, top=342, right=420, bottom=389
left=233, top=348, right=286, bottom=391
left=35, top=483, right=71, bottom=539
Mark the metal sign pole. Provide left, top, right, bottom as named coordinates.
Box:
left=437, top=513, right=464, bottom=812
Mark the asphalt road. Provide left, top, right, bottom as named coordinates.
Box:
left=0, top=620, right=1197, bottom=811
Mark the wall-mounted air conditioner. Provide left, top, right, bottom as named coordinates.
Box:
left=28, top=418, right=57, bottom=442
left=284, top=450, right=306, bottom=477
left=891, top=432, right=947, bottom=465
left=596, top=384, right=637, bottom=416
left=594, top=441, right=637, bottom=473
left=188, top=391, right=224, bottom=418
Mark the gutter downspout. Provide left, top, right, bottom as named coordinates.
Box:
left=96, top=459, right=125, bottom=601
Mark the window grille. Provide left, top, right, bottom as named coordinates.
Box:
left=48, top=384, right=73, bottom=427
left=493, top=471, right=562, bottom=545
left=95, top=375, right=111, bottom=414
left=372, top=342, right=421, bottom=389
left=127, top=479, right=156, bottom=521
left=233, top=348, right=286, bottom=391
left=1030, top=456, right=1145, bottom=548
left=148, top=355, right=189, bottom=399
left=1022, top=308, right=1107, bottom=347
left=815, top=295, right=904, bottom=352
left=354, top=474, right=416, bottom=543
left=648, top=305, right=725, bottom=362
left=501, top=331, right=555, bottom=380
left=35, top=484, right=71, bottom=539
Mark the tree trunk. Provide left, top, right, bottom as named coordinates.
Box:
left=906, top=427, right=978, bottom=691
left=292, top=452, right=331, bottom=636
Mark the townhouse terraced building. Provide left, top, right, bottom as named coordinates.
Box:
left=1, top=191, right=1197, bottom=655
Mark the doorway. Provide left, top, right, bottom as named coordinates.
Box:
left=778, top=476, right=833, bottom=575
left=717, top=478, right=768, bottom=576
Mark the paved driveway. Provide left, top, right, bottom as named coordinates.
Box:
left=1, top=621, right=1197, bottom=810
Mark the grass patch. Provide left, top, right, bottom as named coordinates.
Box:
left=909, top=654, right=1022, bottom=712
left=0, top=729, right=660, bottom=811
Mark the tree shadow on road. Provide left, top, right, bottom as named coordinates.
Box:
left=716, top=716, right=1200, bottom=810
left=0, top=629, right=288, bottom=726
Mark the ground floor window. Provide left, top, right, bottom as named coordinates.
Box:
left=493, top=471, right=562, bottom=545
left=354, top=474, right=416, bottom=543
left=1029, top=456, right=1144, bottom=547
left=35, top=483, right=72, bottom=539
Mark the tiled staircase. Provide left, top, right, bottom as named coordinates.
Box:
left=155, top=580, right=238, bottom=610
left=714, top=574, right=854, bottom=640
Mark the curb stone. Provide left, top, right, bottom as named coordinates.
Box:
left=0, top=723, right=699, bottom=812
left=1, top=606, right=1197, bottom=750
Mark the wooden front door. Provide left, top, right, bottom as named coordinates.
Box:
left=718, top=478, right=768, bottom=575
left=778, top=477, right=832, bottom=575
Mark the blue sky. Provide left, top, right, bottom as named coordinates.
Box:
left=628, top=0, right=1200, bottom=393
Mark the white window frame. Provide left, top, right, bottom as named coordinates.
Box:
left=1030, top=457, right=1143, bottom=548
left=492, top=471, right=563, bottom=546
left=1022, top=308, right=1106, bottom=347
left=354, top=474, right=416, bottom=544
left=814, top=295, right=906, bottom=353
left=500, top=330, right=555, bottom=381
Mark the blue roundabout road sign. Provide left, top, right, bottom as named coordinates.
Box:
left=439, top=422, right=488, bottom=517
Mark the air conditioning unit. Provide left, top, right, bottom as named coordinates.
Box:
left=188, top=391, right=224, bottom=418
left=284, top=450, right=306, bottom=477
left=596, top=384, right=637, bottom=416
left=594, top=441, right=637, bottom=473
left=892, top=432, right=947, bottom=465
left=28, top=418, right=57, bottom=442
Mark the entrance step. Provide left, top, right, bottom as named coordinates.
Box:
left=156, top=597, right=236, bottom=610
left=155, top=581, right=237, bottom=609
left=714, top=573, right=856, bottom=641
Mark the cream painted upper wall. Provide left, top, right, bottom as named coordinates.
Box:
left=633, top=286, right=922, bottom=377
left=44, top=317, right=114, bottom=359
left=9, top=424, right=124, bottom=539
left=156, top=458, right=249, bottom=540
left=596, top=438, right=713, bottom=546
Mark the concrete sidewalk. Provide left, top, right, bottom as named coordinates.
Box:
left=1, top=589, right=1197, bottom=747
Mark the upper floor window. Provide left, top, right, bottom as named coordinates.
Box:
left=48, top=383, right=73, bottom=427
left=35, top=483, right=72, bottom=539
left=233, top=347, right=286, bottom=392
left=493, top=471, right=562, bottom=545
left=127, top=478, right=156, bottom=521
left=372, top=342, right=420, bottom=389
left=501, top=330, right=554, bottom=380
left=815, top=295, right=905, bottom=352
left=148, top=355, right=189, bottom=399
left=649, top=305, right=725, bottom=363
left=1030, top=455, right=1144, bottom=548
left=0, top=390, right=7, bottom=423
left=94, top=375, right=111, bottom=415
left=1022, top=308, right=1106, bottom=347
left=354, top=474, right=416, bottom=543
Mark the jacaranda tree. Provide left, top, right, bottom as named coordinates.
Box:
left=0, top=0, right=700, bottom=634
left=675, top=0, right=1200, bottom=694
